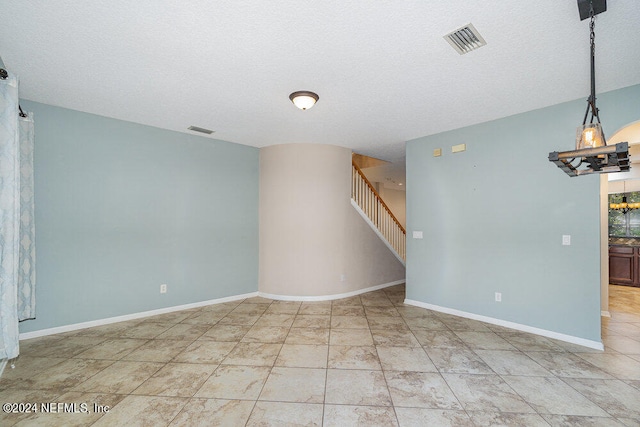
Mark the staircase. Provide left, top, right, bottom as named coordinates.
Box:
left=351, top=160, right=406, bottom=265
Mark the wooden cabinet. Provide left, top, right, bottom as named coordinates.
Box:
left=609, top=245, right=640, bottom=287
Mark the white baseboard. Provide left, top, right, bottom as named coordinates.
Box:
left=405, top=299, right=604, bottom=351
left=601, top=310, right=611, bottom=318
left=259, top=279, right=405, bottom=302
left=19, top=280, right=407, bottom=340
left=19, top=292, right=258, bottom=340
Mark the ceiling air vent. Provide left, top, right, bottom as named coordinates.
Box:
left=444, top=23, right=486, bottom=55
left=188, top=126, right=214, bottom=134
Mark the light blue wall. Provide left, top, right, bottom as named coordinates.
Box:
left=19, top=101, right=259, bottom=333
left=406, top=84, right=640, bottom=342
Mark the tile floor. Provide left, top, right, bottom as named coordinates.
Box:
left=1, top=284, right=640, bottom=426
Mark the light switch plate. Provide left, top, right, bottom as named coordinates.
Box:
left=562, top=235, right=571, bottom=246
left=412, top=231, right=423, bottom=239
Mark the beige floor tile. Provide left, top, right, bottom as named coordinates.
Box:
left=376, top=346, right=437, bottom=372
left=154, top=323, right=210, bottom=341
left=169, top=398, right=254, bottom=426
left=230, top=303, right=270, bottom=315
left=468, top=411, right=551, bottom=427
left=332, top=296, right=362, bottom=306
left=253, top=313, right=295, bottom=327
left=116, top=322, right=174, bottom=339
left=437, top=316, right=492, bottom=332
left=74, top=321, right=139, bottom=338
left=454, top=331, right=517, bottom=350
left=328, top=345, right=381, bottom=370
left=140, top=311, right=192, bottom=324
left=396, top=305, right=436, bottom=318
left=275, top=344, right=328, bottom=368
left=540, top=414, right=627, bottom=426
left=576, top=353, right=640, bottom=380
left=73, top=338, right=148, bottom=360
left=330, top=328, right=374, bottom=346
left=9, top=283, right=640, bottom=425
left=241, top=325, right=289, bottom=343
left=90, top=395, right=187, bottom=427
left=195, top=365, right=270, bottom=399
left=395, top=408, right=474, bottom=427
left=499, top=333, right=567, bottom=352
left=385, top=371, right=462, bottom=409
left=474, top=350, right=552, bottom=376
left=0, top=356, right=67, bottom=386
left=501, top=375, right=610, bottom=416
left=172, top=340, right=236, bottom=364
left=246, top=401, right=323, bottom=426
left=292, top=315, right=331, bottom=328
left=132, top=363, right=217, bottom=397
left=285, top=328, right=329, bottom=345
left=526, top=351, right=614, bottom=379
left=73, top=360, right=164, bottom=394
left=323, top=404, right=398, bottom=427
left=563, top=378, right=640, bottom=419
left=29, top=358, right=115, bottom=391
left=331, top=315, right=369, bottom=329
left=404, top=317, right=449, bottom=331
left=412, top=330, right=465, bottom=348
left=122, top=339, right=192, bottom=362
left=264, top=303, right=300, bottom=314
left=425, top=347, right=494, bottom=374
left=332, top=305, right=366, bottom=316
left=371, top=329, right=420, bottom=347
left=199, top=324, right=251, bottom=341
left=325, top=369, right=392, bottom=406
left=221, top=342, right=282, bottom=366
left=298, top=303, right=331, bottom=315
left=18, top=336, right=106, bottom=359
left=442, top=373, right=534, bottom=413
left=365, top=306, right=401, bottom=317
left=259, top=367, right=326, bottom=403
left=367, top=316, right=410, bottom=330
left=216, top=312, right=261, bottom=326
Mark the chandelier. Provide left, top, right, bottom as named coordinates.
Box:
left=548, top=0, right=630, bottom=177
left=610, top=182, right=639, bottom=214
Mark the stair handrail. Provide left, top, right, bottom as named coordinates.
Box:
left=352, top=160, right=406, bottom=234
left=352, top=160, right=406, bottom=262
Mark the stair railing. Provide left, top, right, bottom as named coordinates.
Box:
left=351, top=160, right=406, bottom=262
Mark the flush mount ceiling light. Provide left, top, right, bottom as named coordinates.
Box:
left=289, top=91, right=319, bottom=110
left=548, top=0, right=630, bottom=177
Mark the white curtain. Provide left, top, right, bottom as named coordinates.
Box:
left=0, top=66, right=36, bottom=361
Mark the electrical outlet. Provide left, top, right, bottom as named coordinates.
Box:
left=340, top=274, right=346, bottom=282
left=495, top=292, right=502, bottom=302
left=160, top=284, right=167, bottom=294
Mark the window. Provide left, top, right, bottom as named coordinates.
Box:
left=609, top=192, right=640, bottom=237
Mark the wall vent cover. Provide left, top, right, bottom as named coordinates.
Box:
left=188, top=126, right=215, bottom=134
left=444, top=23, right=486, bottom=55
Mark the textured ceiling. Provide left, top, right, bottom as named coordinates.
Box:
left=1, top=1, right=639, bottom=162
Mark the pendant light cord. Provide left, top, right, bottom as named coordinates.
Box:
left=581, top=1, right=607, bottom=143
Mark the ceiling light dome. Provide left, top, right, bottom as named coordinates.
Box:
left=289, top=91, right=319, bottom=110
